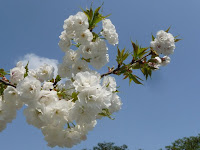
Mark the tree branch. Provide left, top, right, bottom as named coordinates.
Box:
left=0, top=79, right=16, bottom=88
left=101, top=52, right=152, bottom=78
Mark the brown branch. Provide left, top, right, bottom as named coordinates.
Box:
left=131, top=52, right=152, bottom=64
left=101, top=65, right=120, bottom=78
left=0, top=79, right=16, bottom=88
left=101, top=52, right=152, bottom=78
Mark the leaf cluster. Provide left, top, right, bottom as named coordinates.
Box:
left=83, top=142, right=128, bottom=150
left=115, top=41, right=154, bottom=85
left=24, top=62, right=29, bottom=78
left=82, top=5, right=110, bottom=31
left=98, top=108, right=115, bottom=120
left=164, top=134, right=200, bottom=150
left=0, top=82, right=6, bottom=95
left=0, top=69, right=9, bottom=77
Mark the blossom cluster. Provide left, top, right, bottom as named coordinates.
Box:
left=58, top=12, right=119, bottom=78
left=0, top=7, right=178, bottom=148
left=2, top=62, right=121, bottom=147
left=151, top=30, right=175, bottom=56
left=149, top=30, right=176, bottom=69
left=0, top=10, right=121, bottom=148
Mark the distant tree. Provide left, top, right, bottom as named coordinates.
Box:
left=82, top=142, right=128, bottom=150
left=164, top=134, right=200, bottom=150
left=82, top=135, right=200, bottom=150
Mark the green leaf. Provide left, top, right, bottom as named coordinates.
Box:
left=94, top=6, right=101, bottom=17
left=148, top=68, right=152, bottom=77
left=152, top=34, right=155, bottom=41
left=121, top=48, right=125, bottom=57
left=81, top=8, right=91, bottom=21
left=165, top=26, right=171, bottom=33
left=141, top=64, right=153, bottom=80
left=92, top=13, right=106, bottom=25
left=106, top=82, right=110, bottom=88
left=0, top=82, right=7, bottom=95
left=116, top=48, right=129, bottom=66
left=131, top=41, right=139, bottom=58
left=135, top=75, right=144, bottom=81
left=71, top=92, right=79, bottom=102
left=88, top=8, right=93, bottom=24
left=24, top=62, right=29, bottom=78
left=81, top=57, right=91, bottom=63
left=55, top=75, right=61, bottom=83
left=151, top=50, right=159, bottom=57
left=98, top=108, right=115, bottom=120
left=94, top=2, right=104, bottom=16
left=131, top=63, right=142, bottom=70
left=174, top=39, right=182, bottom=42
left=129, top=74, right=143, bottom=85
left=72, top=43, right=81, bottom=48
left=117, top=47, right=120, bottom=56
left=92, top=32, right=99, bottom=41
left=137, top=47, right=149, bottom=58
left=141, top=67, right=148, bottom=80
left=0, top=69, right=8, bottom=77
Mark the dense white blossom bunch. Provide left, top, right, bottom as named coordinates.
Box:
left=0, top=10, right=123, bottom=148
left=151, top=30, right=175, bottom=56
left=58, top=11, right=116, bottom=74
left=1, top=67, right=121, bottom=147
left=0, top=6, right=178, bottom=148
left=101, top=19, right=119, bottom=45
left=148, top=30, right=177, bottom=69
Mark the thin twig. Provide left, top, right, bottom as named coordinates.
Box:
left=101, top=52, right=152, bottom=78
left=0, top=79, right=16, bottom=88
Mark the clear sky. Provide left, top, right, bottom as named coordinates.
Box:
left=0, top=0, right=200, bottom=150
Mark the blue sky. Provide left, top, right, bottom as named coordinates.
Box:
left=0, top=0, right=200, bottom=149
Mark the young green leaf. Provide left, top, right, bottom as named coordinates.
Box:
left=24, top=62, right=29, bottom=78
left=55, top=75, right=61, bottom=83
left=71, top=92, right=79, bottom=102
left=129, top=74, right=143, bottom=85
left=0, top=69, right=8, bottom=77
left=174, top=39, right=182, bottom=42
left=165, top=26, right=171, bottom=33
left=152, top=34, right=155, bottom=41
left=131, top=41, right=139, bottom=58
left=98, top=108, right=115, bottom=120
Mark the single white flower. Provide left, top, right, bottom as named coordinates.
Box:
left=23, top=106, right=46, bottom=128
left=72, top=60, right=89, bottom=75
left=63, top=49, right=80, bottom=65
left=41, top=125, right=66, bottom=148
left=57, top=63, right=72, bottom=78
left=73, top=12, right=89, bottom=31
left=3, top=86, right=23, bottom=109
left=58, top=31, right=72, bottom=52
left=151, top=30, right=175, bottom=55
left=35, top=64, right=54, bottom=82
left=17, top=76, right=41, bottom=104
left=90, top=53, right=109, bottom=69
left=74, top=29, right=93, bottom=45
left=108, top=94, right=122, bottom=114
left=10, top=62, right=26, bottom=84
left=37, top=90, right=58, bottom=107
left=101, top=19, right=119, bottom=45
left=161, top=56, right=171, bottom=66
left=73, top=71, right=101, bottom=92
left=71, top=101, right=98, bottom=125
left=79, top=42, right=95, bottom=59
left=102, top=76, right=117, bottom=92
left=0, top=96, right=17, bottom=123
